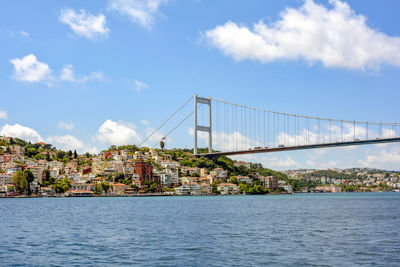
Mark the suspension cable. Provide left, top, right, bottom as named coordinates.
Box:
left=140, top=96, right=193, bottom=147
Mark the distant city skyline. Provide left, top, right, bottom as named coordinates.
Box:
left=1, top=0, right=400, bottom=170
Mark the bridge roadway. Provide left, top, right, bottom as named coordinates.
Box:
left=198, top=137, right=400, bottom=157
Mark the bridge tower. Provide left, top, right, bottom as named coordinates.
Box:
left=193, top=94, right=212, bottom=155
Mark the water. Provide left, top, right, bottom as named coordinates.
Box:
left=1, top=193, right=400, bottom=266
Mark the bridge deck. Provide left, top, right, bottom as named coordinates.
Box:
left=198, top=137, right=400, bottom=157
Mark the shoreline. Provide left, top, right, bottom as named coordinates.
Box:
left=1, top=191, right=397, bottom=198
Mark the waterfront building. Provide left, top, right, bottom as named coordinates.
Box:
left=174, top=185, right=190, bottom=195
left=217, top=183, right=239, bottom=195
left=111, top=183, right=128, bottom=195
left=260, top=176, right=278, bottom=190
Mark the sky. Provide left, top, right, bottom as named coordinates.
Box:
left=1, top=0, right=400, bottom=170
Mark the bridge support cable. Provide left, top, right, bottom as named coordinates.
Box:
left=151, top=109, right=195, bottom=149
left=140, top=95, right=193, bottom=147
left=195, top=95, right=400, bottom=156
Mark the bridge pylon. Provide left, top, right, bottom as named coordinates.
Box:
left=194, top=94, right=212, bottom=155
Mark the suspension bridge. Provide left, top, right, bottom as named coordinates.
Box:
left=142, top=95, right=400, bottom=157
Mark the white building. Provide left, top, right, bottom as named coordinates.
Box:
left=217, top=183, right=239, bottom=195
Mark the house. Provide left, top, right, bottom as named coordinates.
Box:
left=0, top=173, right=13, bottom=185
left=217, top=183, right=240, bottom=195
left=260, top=176, right=278, bottom=190
left=186, top=183, right=201, bottom=195
left=70, top=182, right=89, bottom=191
left=27, top=166, right=44, bottom=183
left=46, top=160, right=64, bottom=169
left=0, top=154, right=16, bottom=163
left=237, top=176, right=253, bottom=185
left=49, top=168, right=59, bottom=178
left=67, top=173, right=82, bottom=182
left=123, top=164, right=135, bottom=175
left=174, top=185, right=190, bottom=195
left=9, top=145, right=25, bottom=156
left=234, top=161, right=251, bottom=169
left=41, top=187, right=55, bottom=196
left=133, top=179, right=142, bottom=188
left=210, top=168, right=228, bottom=181
left=160, top=173, right=174, bottom=186
left=111, top=183, right=128, bottom=195
left=200, top=168, right=208, bottom=177
left=281, top=184, right=293, bottom=194
left=65, top=161, right=78, bottom=174
left=6, top=166, right=22, bottom=175
left=201, top=183, right=210, bottom=194
left=174, top=183, right=201, bottom=195
left=160, top=160, right=180, bottom=169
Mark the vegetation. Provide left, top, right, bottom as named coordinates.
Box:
left=12, top=169, right=34, bottom=195
left=94, top=182, right=111, bottom=194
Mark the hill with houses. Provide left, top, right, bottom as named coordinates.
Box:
left=0, top=136, right=291, bottom=197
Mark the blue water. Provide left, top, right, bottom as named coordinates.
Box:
left=1, top=193, right=400, bottom=266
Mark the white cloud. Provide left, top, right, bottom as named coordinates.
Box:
left=47, top=135, right=98, bottom=154
left=0, top=110, right=8, bottom=120
left=142, top=126, right=169, bottom=147
left=57, top=121, right=74, bottom=131
left=10, top=54, right=52, bottom=82
left=96, top=119, right=141, bottom=145
left=60, top=64, right=105, bottom=83
left=109, top=0, right=168, bottom=29
left=204, top=0, right=400, bottom=70
left=133, top=80, right=150, bottom=92
left=358, top=149, right=400, bottom=170
left=60, top=8, right=109, bottom=40
left=261, top=156, right=299, bottom=169
left=0, top=123, right=44, bottom=143
left=141, top=120, right=150, bottom=126
left=19, top=31, right=29, bottom=37
left=60, top=64, right=75, bottom=81
left=79, top=72, right=105, bottom=83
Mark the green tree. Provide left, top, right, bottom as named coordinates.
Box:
left=74, top=150, right=78, bottom=159
left=211, top=179, right=222, bottom=194
left=160, top=140, right=165, bottom=151
left=12, top=171, right=27, bottom=194
left=228, top=177, right=239, bottom=185
left=56, top=151, right=66, bottom=160
left=143, top=181, right=157, bottom=193
left=101, top=182, right=110, bottom=193
left=114, top=173, right=125, bottom=183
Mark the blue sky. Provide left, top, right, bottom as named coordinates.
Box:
left=1, top=0, right=400, bottom=170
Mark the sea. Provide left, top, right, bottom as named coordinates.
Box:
left=1, top=192, right=400, bottom=266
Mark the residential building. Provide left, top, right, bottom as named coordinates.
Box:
left=217, top=183, right=239, bottom=195
left=210, top=168, right=228, bottom=181
left=111, top=183, right=128, bottom=195
left=27, top=166, right=44, bottom=183
left=237, top=176, right=253, bottom=185
left=260, top=176, right=278, bottom=190
left=135, top=161, right=153, bottom=183
left=9, top=145, right=25, bottom=156
left=234, top=161, right=251, bottom=169
left=0, top=173, right=12, bottom=185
